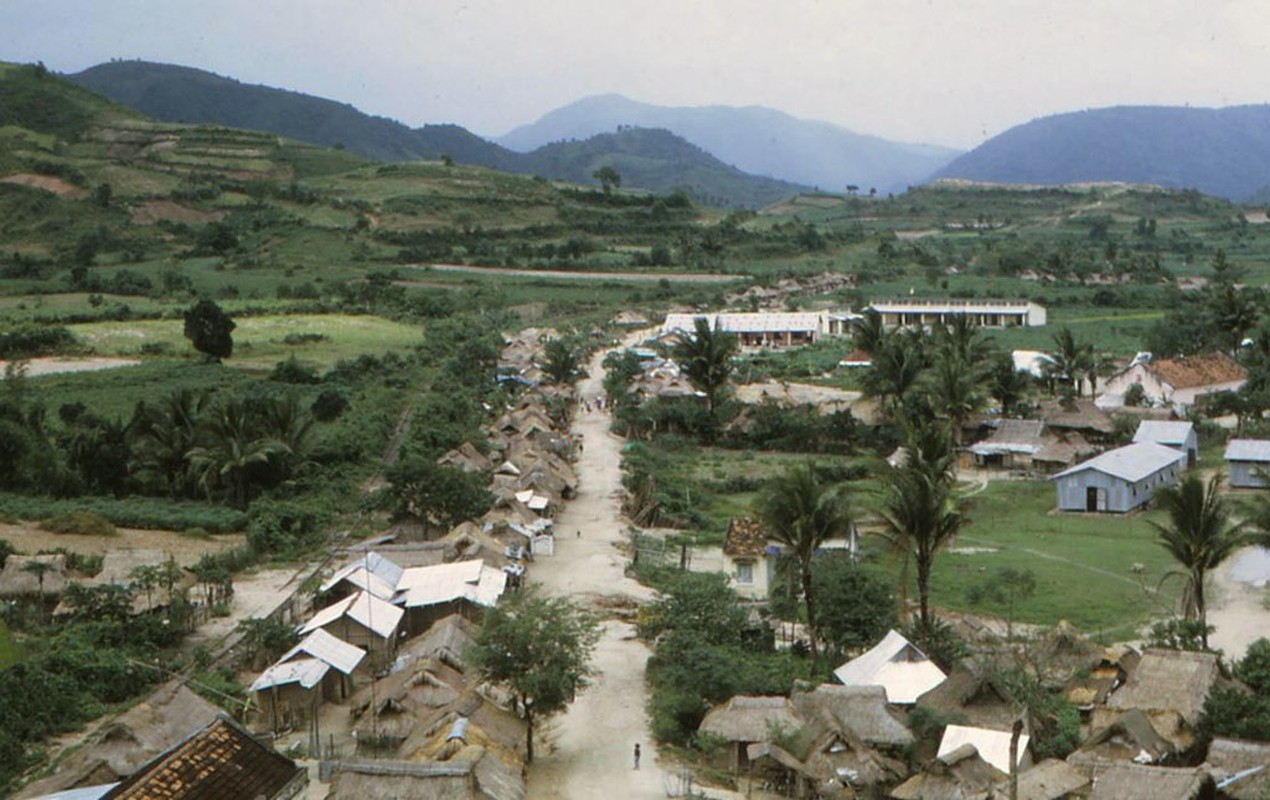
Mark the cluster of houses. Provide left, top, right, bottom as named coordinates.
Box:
left=697, top=627, right=1267, bottom=799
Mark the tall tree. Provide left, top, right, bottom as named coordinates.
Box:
left=756, top=463, right=854, bottom=665
left=922, top=355, right=988, bottom=444
left=1151, top=473, right=1245, bottom=649
left=182, top=299, right=235, bottom=361
left=467, top=587, right=600, bottom=763
left=187, top=398, right=288, bottom=509
left=862, top=330, right=927, bottom=424
left=1044, top=327, right=1094, bottom=397
left=542, top=337, right=583, bottom=386
left=876, top=422, right=963, bottom=634
left=672, top=317, right=738, bottom=420
left=592, top=166, right=622, bottom=194
left=849, top=309, right=887, bottom=355
left=129, top=388, right=209, bottom=498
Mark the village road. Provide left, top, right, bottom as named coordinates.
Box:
left=526, top=342, right=741, bottom=799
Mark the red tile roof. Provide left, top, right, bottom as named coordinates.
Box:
left=1149, top=352, right=1246, bottom=390
left=724, top=518, right=768, bottom=558
left=105, top=716, right=305, bottom=800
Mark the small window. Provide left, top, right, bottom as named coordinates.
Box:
left=736, top=562, right=754, bottom=585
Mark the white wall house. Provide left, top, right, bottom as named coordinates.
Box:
left=1100, top=352, right=1246, bottom=414
left=661, top=311, right=859, bottom=348
left=1132, top=420, right=1199, bottom=468
left=721, top=518, right=777, bottom=600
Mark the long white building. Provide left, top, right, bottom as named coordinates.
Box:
left=868, top=298, right=1046, bottom=329
left=660, top=311, right=860, bottom=348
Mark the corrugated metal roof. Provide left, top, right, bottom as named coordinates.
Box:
left=280, top=628, right=365, bottom=675
left=969, top=419, right=1045, bottom=456
left=1052, top=442, right=1186, bottom=482
left=300, top=590, right=404, bottom=640
left=832, top=629, right=947, bottom=704
left=394, top=560, right=507, bottom=609
left=662, top=311, right=828, bottom=335
left=1225, top=439, right=1270, bottom=463
left=319, top=558, right=399, bottom=600
left=250, top=657, right=329, bottom=691
left=1133, top=420, right=1194, bottom=447
left=937, top=724, right=1029, bottom=775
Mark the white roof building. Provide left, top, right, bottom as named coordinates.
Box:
left=251, top=629, right=366, bottom=692
left=869, top=299, right=1046, bottom=329
left=832, top=629, right=947, bottom=704
left=937, top=724, right=1030, bottom=774
left=1052, top=442, right=1187, bottom=484
left=319, top=551, right=405, bottom=600
left=300, top=590, right=404, bottom=640
left=393, top=559, right=507, bottom=610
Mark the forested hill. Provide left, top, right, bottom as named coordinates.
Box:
left=934, top=105, right=1270, bottom=202
left=67, top=60, right=808, bottom=207
left=498, top=93, right=961, bottom=195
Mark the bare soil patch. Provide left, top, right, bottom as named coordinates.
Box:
left=0, top=520, right=244, bottom=565
left=0, top=173, right=86, bottom=198
left=412, top=263, right=743, bottom=284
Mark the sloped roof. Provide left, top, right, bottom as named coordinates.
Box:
left=791, top=684, right=913, bottom=747
left=320, top=553, right=403, bottom=600
left=1148, top=351, right=1246, bottom=390
left=698, top=696, right=802, bottom=743
left=281, top=628, right=366, bottom=675
left=916, top=664, right=1018, bottom=731
left=394, top=559, right=506, bottom=609
left=250, top=657, right=329, bottom=692
left=1133, top=421, right=1195, bottom=447
left=1086, top=763, right=1214, bottom=800
left=1106, top=649, right=1219, bottom=726
left=102, top=716, right=304, bottom=800
left=0, top=553, right=68, bottom=598
left=937, top=724, right=1029, bottom=775
left=1009, top=758, right=1090, bottom=800
left=1225, top=439, right=1270, bottom=463
left=970, top=419, right=1046, bottom=456
left=1075, top=708, right=1173, bottom=765
left=724, top=518, right=768, bottom=558
left=890, top=744, right=1006, bottom=800
left=1052, top=442, right=1186, bottom=482
left=301, top=590, right=404, bottom=640
left=832, top=629, right=946, bottom=704
left=1206, top=738, right=1270, bottom=800
left=1038, top=398, right=1115, bottom=434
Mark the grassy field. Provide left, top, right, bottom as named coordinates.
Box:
left=908, top=479, right=1181, bottom=639
left=71, top=313, right=424, bottom=370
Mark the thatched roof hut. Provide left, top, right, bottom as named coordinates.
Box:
left=1007, top=758, right=1090, bottom=800
left=0, top=553, right=67, bottom=598
left=1086, top=763, right=1215, bottom=800
left=1098, top=649, right=1220, bottom=749
left=916, top=663, right=1018, bottom=731
left=890, top=744, right=1007, bottom=800
left=1072, top=708, right=1173, bottom=766
left=792, top=684, right=913, bottom=749
left=1204, top=738, right=1270, bottom=800
left=699, top=696, right=802, bottom=744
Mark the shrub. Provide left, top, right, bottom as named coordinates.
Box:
left=38, top=511, right=116, bottom=537
left=0, top=494, right=247, bottom=533
left=246, top=500, right=327, bottom=556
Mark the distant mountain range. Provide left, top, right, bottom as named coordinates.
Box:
left=935, top=105, right=1270, bottom=202
left=497, top=94, right=961, bottom=195
left=68, top=61, right=806, bottom=207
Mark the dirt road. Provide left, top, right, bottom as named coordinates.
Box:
left=525, top=345, right=672, bottom=798
left=405, top=263, right=744, bottom=284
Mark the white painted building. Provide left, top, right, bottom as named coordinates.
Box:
left=869, top=298, right=1046, bottom=329
left=660, top=311, right=860, bottom=348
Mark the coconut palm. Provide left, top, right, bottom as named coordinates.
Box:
left=922, top=355, right=989, bottom=444
left=1151, top=473, right=1246, bottom=649
left=129, top=388, right=210, bottom=498
left=876, top=422, right=963, bottom=634
left=756, top=462, right=853, bottom=666
left=849, top=309, right=887, bottom=355
left=187, top=398, right=289, bottom=509
left=672, top=317, right=738, bottom=418
left=862, top=331, right=928, bottom=424
left=1045, top=327, right=1094, bottom=397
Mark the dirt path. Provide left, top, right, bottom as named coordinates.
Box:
left=405, top=263, right=744, bottom=284
left=1208, top=546, right=1270, bottom=661
left=526, top=342, right=741, bottom=799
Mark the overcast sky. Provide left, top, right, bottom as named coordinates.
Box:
left=3, top=0, right=1268, bottom=149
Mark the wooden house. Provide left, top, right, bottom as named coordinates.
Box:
left=1224, top=439, right=1270, bottom=488
left=251, top=629, right=365, bottom=733
left=1134, top=420, right=1198, bottom=467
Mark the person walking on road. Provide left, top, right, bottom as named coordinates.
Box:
left=633, top=743, right=641, bottom=770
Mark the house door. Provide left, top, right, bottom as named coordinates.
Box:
left=1187, top=449, right=1197, bottom=469
left=1086, top=487, right=1099, bottom=512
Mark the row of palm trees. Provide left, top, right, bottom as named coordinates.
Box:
left=756, top=419, right=965, bottom=665
left=126, top=388, right=314, bottom=508
left=758, top=424, right=1270, bottom=661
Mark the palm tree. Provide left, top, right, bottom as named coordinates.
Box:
left=188, top=398, right=289, bottom=509
left=862, top=331, right=928, bottom=424
left=876, top=423, right=963, bottom=634
left=933, top=317, right=995, bottom=365
left=1045, top=328, right=1094, bottom=397
left=922, top=355, right=989, bottom=444
left=672, top=317, right=738, bottom=419
left=849, top=309, right=887, bottom=355
left=1150, top=473, right=1245, bottom=649
left=756, top=463, right=853, bottom=666
left=129, top=388, right=209, bottom=498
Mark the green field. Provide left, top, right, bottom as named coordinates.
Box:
left=0, top=620, right=21, bottom=669
left=71, top=313, right=424, bottom=369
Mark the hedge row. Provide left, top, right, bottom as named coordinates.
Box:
left=0, top=494, right=247, bottom=533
